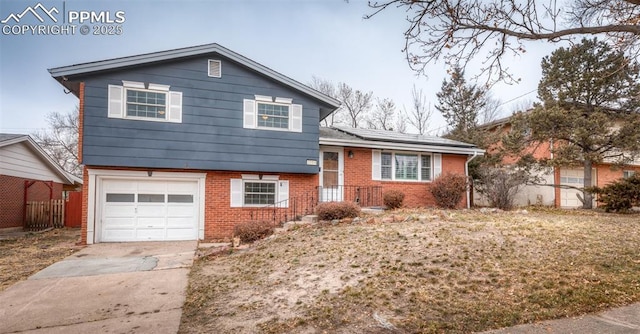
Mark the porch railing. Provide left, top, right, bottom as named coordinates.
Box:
left=249, top=185, right=384, bottom=225
left=249, top=191, right=317, bottom=225
left=317, top=185, right=383, bottom=207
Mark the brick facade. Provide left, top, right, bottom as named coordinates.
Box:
left=204, top=171, right=318, bottom=240
left=342, top=147, right=468, bottom=209
left=0, top=175, right=63, bottom=229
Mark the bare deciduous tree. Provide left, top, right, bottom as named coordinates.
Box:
left=32, top=107, right=81, bottom=177
left=337, top=82, right=373, bottom=128
left=309, top=76, right=341, bottom=127
left=366, top=0, right=640, bottom=84
left=481, top=93, right=503, bottom=125
left=394, top=111, right=408, bottom=133
left=405, top=85, right=432, bottom=135
left=367, top=98, right=396, bottom=130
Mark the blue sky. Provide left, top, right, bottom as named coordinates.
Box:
left=0, top=0, right=551, bottom=135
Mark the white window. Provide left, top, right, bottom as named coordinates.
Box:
left=623, top=170, right=636, bottom=179
left=108, top=81, right=183, bottom=123
left=372, top=151, right=441, bottom=182
left=257, top=102, right=289, bottom=129
left=243, top=96, right=302, bottom=132
left=230, top=177, right=289, bottom=208
left=126, top=89, right=167, bottom=119
left=395, top=154, right=419, bottom=180
left=244, top=181, right=276, bottom=205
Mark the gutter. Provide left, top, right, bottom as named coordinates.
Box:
left=465, top=151, right=480, bottom=209
left=319, top=137, right=485, bottom=156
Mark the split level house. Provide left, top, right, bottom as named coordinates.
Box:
left=478, top=114, right=640, bottom=208
left=49, top=43, right=483, bottom=244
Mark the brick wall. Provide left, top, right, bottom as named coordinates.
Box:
left=342, top=147, right=469, bottom=208
left=0, top=175, right=63, bottom=229
left=204, top=171, right=318, bottom=240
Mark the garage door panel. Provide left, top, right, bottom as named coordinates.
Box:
left=137, top=205, right=166, bottom=216
left=165, top=228, right=197, bottom=240
left=103, top=229, right=136, bottom=242
left=137, top=181, right=166, bottom=193
left=103, top=204, right=136, bottom=217
left=101, top=178, right=199, bottom=242
left=104, top=181, right=136, bottom=192
left=136, top=228, right=166, bottom=240
left=103, top=217, right=135, bottom=228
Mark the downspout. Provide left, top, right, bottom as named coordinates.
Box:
left=465, top=151, right=480, bottom=209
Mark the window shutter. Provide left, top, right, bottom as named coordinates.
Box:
left=372, top=150, right=381, bottom=180
left=278, top=180, right=289, bottom=208
left=108, top=85, right=124, bottom=118
left=290, top=104, right=302, bottom=132
left=433, top=153, right=442, bottom=179
left=243, top=99, right=256, bottom=129
left=230, top=179, right=243, bottom=207
left=167, top=91, right=183, bottom=123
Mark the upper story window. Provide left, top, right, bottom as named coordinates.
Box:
left=108, top=81, right=183, bottom=123
left=257, top=102, right=289, bottom=129
left=373, top=151, right=442, bottom=182
left=126, top=89, right=167, bottom=119
left=623, top=170, right=636, bottom=179
left=243, top=95, right=302, bottom=132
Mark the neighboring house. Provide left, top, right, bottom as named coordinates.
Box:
left=48, top=43, right=483, bottom=244
left=478, top=115, right=640, bottom=208
left=0, top=134, right=81, bottom=229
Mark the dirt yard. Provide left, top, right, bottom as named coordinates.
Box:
left=180, top=208, right=640, bottom=334
left=0, top=228, right=82, bottom=292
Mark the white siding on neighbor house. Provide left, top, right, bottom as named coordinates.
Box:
left=473, top=168, right=555, bottom=207
left=0, top=142, right=66, bottom=183
left=560, top=168, right=596, bottom=208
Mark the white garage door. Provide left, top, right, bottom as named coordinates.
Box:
left=560, top=169, right=595, bottom=208
left=101, top=179, right=198, bottom=242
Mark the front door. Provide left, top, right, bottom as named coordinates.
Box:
left=319, top=147, right=344, bottom=202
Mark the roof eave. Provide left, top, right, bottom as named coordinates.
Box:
left=319, top=137, right=485, bottom=155
left=48, top=43, right=341, bottom=109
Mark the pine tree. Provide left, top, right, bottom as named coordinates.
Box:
left=436, top=66, right=486, bottom=144
left=506, top=38, right=640, bottom=209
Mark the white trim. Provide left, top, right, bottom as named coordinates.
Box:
left=275, top=97, right=293, bottom=104
left=87, top=168, right=206, bottom=243
left=375, top=150, right=434, bottom=183
left=319, top=146, right=344, bottom=201
left=148, top=83, right=170, bottom=91
left=241, top=174, right=279, bottom=180
left=320, top=137, right=484, bottom=156
left=122, top=80, right=145, bottom=89
left=254, top=95, right=273, bottom=102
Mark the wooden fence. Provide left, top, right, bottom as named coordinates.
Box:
left=25, top=199, right=65, bottom=230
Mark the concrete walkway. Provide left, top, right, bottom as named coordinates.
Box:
left=0, top=241, right=196, bottom=334
left=480, top=302, right=640, bottom=334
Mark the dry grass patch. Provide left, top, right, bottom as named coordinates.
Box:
left=0, top=228, right=81, bottom=292
left=180, top=209, right=640, bottom=333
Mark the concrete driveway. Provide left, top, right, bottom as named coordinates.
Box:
left=0, top=241, right=197, bottom=334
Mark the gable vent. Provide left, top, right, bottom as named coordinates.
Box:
left=208, top=59, right=221, bottom=78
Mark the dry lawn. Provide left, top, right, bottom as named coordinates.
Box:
left=180, top=209, right=640, bottom=333
left=0, top=228, right=82, bottom=292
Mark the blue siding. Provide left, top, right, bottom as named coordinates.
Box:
left=77, top=55, right=332, bottom=173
